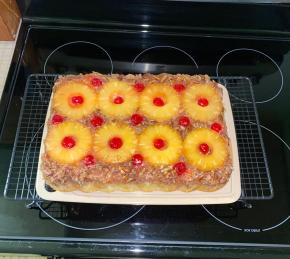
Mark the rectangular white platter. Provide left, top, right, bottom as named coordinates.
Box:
left=36, top=82, right=241, bottom=205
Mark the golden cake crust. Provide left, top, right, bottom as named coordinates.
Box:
left=42, top=73, right=232, bottom=192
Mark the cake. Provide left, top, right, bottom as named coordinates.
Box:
left=41, top=73, right=232, bottom=192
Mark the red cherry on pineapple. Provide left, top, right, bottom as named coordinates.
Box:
left=131, top=114, right=144, bottom=126
left=134, top=82, right=145, bottom=92
left=109, top=137, right=123, bottom=149
left=197, top=98, right=208, bottom=107
left=153, top=97, right=165, bottom=107
left=62, top=136, right=76, bottom=149
left=71, top=95, right=84, bottom=105
left=173, top=83, right=185, bottom=92
left=113, top=96, right=124, bottom=104
left=173, top=162, right=187, bottom=175
left=52, top=114, right=64, bottom=124
left=199, top=143, right=210, bottom=155
left=211, top=122, right=222, bottom=133
left=91, top=116, right=104, bottom=127
left=178, top=116, right=190, bottom=127
left=84, top=155, right=95, bottom=166
left=91, top=77, right=103, bottom=87
left=132, top=154, right=143, bottom=166
left=153, top=138, right=166, bottom=149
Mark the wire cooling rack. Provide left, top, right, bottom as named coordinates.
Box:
left=4, top=74, right=273, bottom=201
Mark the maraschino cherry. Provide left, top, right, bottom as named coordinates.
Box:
left=134, top=82, right=145, bottom=92
left=178, top=116, right=190, bottom=127
left=131, top=114, right=144, bottom=126
left=199, top=143, right=210, bottom=155
left=132, top=154, right=143, bottom=166
left=153, top=138, right=166, bottom=149
left=109, top=137, right=123, bottom=149
left=113, top=96, right=124, bottom=104
left=153, top=97, right=165, bottom=107
left=84, top=154, right=96, bottom=166
left=211, top=122, right=222, bottom=133
left=91, top=77, right=103, bottom=87
left=91, top=116, right=104, bottom=127
left=62, top=136, right=76, bottom=149
left=173, top=162, right=187, bottom=175
left=52, top=114, right=64, bottom=124
left=197, top=98, right=208, bottom=107
left=71, top=95, right=84, bottom=105
left=173, top=83, right=185, bottom=92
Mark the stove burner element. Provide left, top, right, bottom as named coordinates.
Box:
left=37, top=203, right=145, bottom=231
left=131, top=45, right=198, bottom=73
left=203, top=121, right=290, bottom=232
left=216, top=48, right=283, bottom=104
left=43, top=40, right=114, bottom=75
left=23, top=125, right=145, bottom=231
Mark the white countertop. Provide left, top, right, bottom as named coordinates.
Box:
left=0, top=41, right=16, bottom=98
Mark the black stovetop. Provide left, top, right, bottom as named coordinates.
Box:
left=0, top=1, right=290, bottom=256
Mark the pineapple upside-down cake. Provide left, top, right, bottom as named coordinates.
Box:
left=41, top=73, right=232, bottom=192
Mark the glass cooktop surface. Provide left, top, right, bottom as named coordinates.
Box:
left=0, top=24, right=289, bottom=246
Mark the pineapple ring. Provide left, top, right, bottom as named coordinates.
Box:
left=45, top=122, right=93, bottom=164
left=53, top=82, right=98, bottom=120
left=139, top=125, right=182, bottom=165
left=98, top=80, right=139, bottom=118
left=184, top=128, right=229, bottom=171
left=93, top=123, right=137, bottom=163
left=139, top=84, right=180, bottom=122
left=182, top=83, right=223, bottom=122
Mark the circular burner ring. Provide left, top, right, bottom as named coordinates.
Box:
left=43, top=40, right=114, bottom=74
left=36, top=202, right=145, bottom=231
left=132, top=45, right=199, bottom=72
left=24, top=125, right=145, bottom=231
left=203, top=120, right=290, bottom=232
left=216, top=48, right=284, bottom=104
